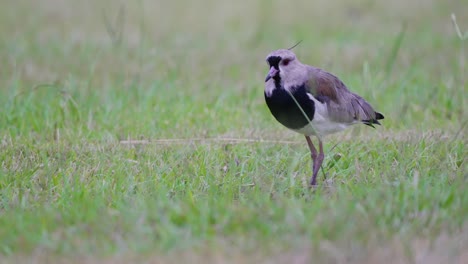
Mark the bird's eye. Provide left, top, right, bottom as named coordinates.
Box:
left=282, top=59, right=290, bottom=66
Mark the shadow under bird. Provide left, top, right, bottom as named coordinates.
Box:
left=264, top=47, right=384, bottom=186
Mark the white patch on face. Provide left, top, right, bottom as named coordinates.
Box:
left=264, top=81, right=276, bottom=97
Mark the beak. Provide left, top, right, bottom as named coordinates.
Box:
left=265, top=67, right=278, bottom=82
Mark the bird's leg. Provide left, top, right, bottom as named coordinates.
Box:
left=305, top=136, right=318, bottom=159
left=312, top=139, right=325, bottom=185
left=305, top=136, right=318, bottom=185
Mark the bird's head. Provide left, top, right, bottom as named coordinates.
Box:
left=265, top=49, right=301, bottom=83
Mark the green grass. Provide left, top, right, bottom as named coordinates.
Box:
left=0, top=0, right=467, bottom=263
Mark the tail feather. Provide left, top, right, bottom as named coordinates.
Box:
left=375, top=112, right=384, bottom=120
left=362, top=111, right=384, bottom=128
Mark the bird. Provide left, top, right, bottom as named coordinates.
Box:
left=264, top=47, right=384, bottom=186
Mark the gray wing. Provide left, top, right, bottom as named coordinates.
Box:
left=305, top=66, right=382, bottom=124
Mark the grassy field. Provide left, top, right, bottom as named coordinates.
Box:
left=0, top=0, right=467, bottom=263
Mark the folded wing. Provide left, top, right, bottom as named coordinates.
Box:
left=305, top=66, right=384, bottom=126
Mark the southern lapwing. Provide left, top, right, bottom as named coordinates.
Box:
left=264, top=48, right=384, bottom=186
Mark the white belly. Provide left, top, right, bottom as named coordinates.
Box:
left=293, top=93, right=354, bottom=137
left=293, top=119, right=350, bottom=137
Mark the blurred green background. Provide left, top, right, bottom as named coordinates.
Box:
left=0, top=0, right=466, bottom=263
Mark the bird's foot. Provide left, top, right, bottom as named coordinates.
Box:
left=309, top=171, right=318, bottom=186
